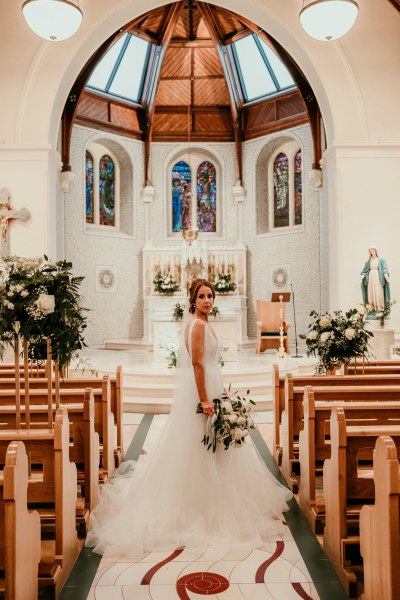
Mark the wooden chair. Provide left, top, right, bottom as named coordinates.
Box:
left=256, top=300, right=290, bottom=354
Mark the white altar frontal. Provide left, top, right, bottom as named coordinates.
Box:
left=142, top=240, right=247, bottom=361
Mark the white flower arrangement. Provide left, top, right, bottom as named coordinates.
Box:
left=197, top=388, right=256, bottom=452
left=213, top=273, right=237, bottom=294
left=0, top=255, right=87, bottom=369
left=153, top=271, right=179, bottom=295
left=300, top=308, right=373, bottom=375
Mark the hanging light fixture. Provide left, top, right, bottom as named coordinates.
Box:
left=22, top=0, right=83, bottom=42
left=300, top=0, right=359, bottom=42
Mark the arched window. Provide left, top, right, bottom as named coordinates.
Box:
left=99, top=155, right=115, bottom=227
left=170, top=154, right=220, bottom=235
left=197, top=161, right=216, bottom=233
left=273, top=153, right=289, bottom=228
left=85, top=151, right=94, bottom=224
left=266, top=143, right=303, bottom=231
left=85, top=143, right=120, bottom=229
left=294, top=149, right=302, bottom=226
left=172, top=161, right=191, bottom=233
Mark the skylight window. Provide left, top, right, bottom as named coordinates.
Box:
left=233, top=35, right=295, bottom=102
left=87, top=33, right=150, bottom=103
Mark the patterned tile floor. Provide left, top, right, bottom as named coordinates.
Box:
left=60, top=413, right=347, bottom=600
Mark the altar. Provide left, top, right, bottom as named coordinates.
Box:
left=142, top=241, right=248, bottom=355
left=153, top=312, right=240, bottom=363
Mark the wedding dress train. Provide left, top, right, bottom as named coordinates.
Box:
left=85, top=319, right=292, bottom=558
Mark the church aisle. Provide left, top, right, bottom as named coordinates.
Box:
left=60, top=413, right=347, bottom=600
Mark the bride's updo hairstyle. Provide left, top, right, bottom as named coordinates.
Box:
left=188, top=278, right=215, bottom=314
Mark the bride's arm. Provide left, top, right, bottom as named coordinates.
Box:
left=191, top=321, right=215, bottom=416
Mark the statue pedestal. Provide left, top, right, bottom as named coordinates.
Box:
left=366, top=322, right=395, bottom=359
left=152, top=313, right=239, bottom=363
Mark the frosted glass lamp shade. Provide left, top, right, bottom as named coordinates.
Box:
left=22, top=0, right=83, bottom=42
left=300, top=0, right=359, bottom=42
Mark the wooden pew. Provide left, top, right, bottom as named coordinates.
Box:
left=323, top=407, right=400, bottom=597
left=299, top=386, right=400, bottom=532
left=280, top=373, right=400, bottom=490
left=0, top=369, right=122, bottom=466
left=0, top=389, right=100, bottom=528
left=0, top=408, right=79, bottom=598
left=0, top=377, right=115, bottom=480
left=346, top=365, right=400, bottom=375
left=360, top=436, right=400, bottom=600
left=0, top=441, right=41, bottom=600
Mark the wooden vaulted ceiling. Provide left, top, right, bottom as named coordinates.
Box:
left=63, top=0, right=322, bottom=185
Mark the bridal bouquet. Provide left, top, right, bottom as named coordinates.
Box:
left=196, top=389, right=256, bottom=452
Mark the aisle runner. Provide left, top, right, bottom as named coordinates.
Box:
left=86, top=413, right=323, bottom=600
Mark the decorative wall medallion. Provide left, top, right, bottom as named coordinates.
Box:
left=96, top=265, right=117, bottom=293
left=270, top=264, right=290, bottom=291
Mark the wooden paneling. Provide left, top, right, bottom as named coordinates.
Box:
left=277, top=94, right=306, bottom=120
left=194, top=47, right=223, bottom=76
left=75, top=92, right=143, bottom=139
left=110, top=104, right=140, bottom=130
left=193, top=78, right=230, bottom=105
left=243, top=91, right=308, bottom=140
left=155, top=79, right=191, bottom=105
left=78, top=94, right=109, bottom=121
left=195, top=111, right=232, bottom=132
left=161, top=47, right=191, bottom=78
left=153, top=113, right=190, bottom=132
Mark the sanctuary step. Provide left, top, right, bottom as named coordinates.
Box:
left=78, top=347, right=316, bottom=415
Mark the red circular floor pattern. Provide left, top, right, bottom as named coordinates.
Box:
left=176, top=572, right=230, bottom=598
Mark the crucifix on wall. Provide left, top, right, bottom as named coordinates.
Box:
left=0, top=188, right=31, bottom=255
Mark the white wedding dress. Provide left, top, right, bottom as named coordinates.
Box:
left=85, top=318, right=292, bottom=558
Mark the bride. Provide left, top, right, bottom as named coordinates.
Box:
left=85, top=278, right=292, bottom=558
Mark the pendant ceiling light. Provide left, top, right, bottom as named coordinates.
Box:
left=22, top=0, right=83, bottom=42
left=300, top=0, right=359, bottom=42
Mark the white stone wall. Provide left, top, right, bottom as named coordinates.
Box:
left=243, top=124, right=324, bottom=350
left=66, top=125, right=145, bottom=345
left=66, top=123, right=325, bottom=348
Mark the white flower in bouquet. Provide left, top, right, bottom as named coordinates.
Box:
left=35, top=293, right=55, bottom=316
left=319, top=315, right=332, bottom=329
left=320, top=331, right=331, bottom=343
left=357, top=304, right=366, bottom=315
left=20, top=290, right=29, bottom=297
left=221, top=400, right=233, bottom=413
left=307, top=330, right=318, bottom=340
left=236, top=416, right=246, bottom=426
left=4, top=300, right=14, bottom=309
left=228, top=414, right=238, bottom=423
left=234, top=428, right=248, bottom=440
left=345, top=327, right=356, bottom=340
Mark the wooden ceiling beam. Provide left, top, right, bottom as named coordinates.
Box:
left=197, top=1, right=244, bottom=185
left=142, top=1, right=186, bottom=185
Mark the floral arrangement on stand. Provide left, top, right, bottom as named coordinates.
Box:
left=213, top=273, right=237, bottom=294
left=300, top=307, right=373, bottom=375
left=0, top=256, right=87, bottom=369
left=197, top=388, right=256, bottom=452
left=153, top=272, right=179, bottom=295
left=172, top=302, right=220, bottom=321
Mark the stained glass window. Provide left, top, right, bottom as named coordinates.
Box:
left=197, top=161, right=216, bottom=233
left=85, top=150, right=94, bottom=224
left=99, top=155, right=115, bottom=227
left=172, top=161, right=192, bottom=233
left=294, top=150, right=302, bottom=226
left=273, top=153, right=289, bottom=228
